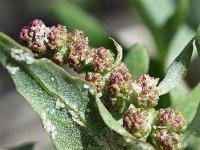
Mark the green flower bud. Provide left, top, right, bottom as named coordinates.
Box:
left=132, top=74, right=159, bottom=108
left=123, top=108, right=155, bottom=140
left=157, top=108, right=187, bottom=133
left=151, top=128, right=182, bottom=150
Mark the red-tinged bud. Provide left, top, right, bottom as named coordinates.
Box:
left=105, top=62, right=134, bottom=118
left=157, top=108, right=187, bottom=133
left=151, top=128, right=182, bottom=150
left=67, top=30, right=94, bottom=73
left=85, top=72, right=105, bottom=92
left=123, top=108, right=155, bottom=140
left=132, top=74, right=159, bottom=108
left=19, top=19, right=50, bottom=57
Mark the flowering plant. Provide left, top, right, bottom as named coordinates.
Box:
left=0, top=1, right=200, bottom=150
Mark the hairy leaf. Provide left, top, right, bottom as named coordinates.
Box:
left=123, top=43, right=149, bottom=80
left=158, top=39, right=193, bottom=95
left=0, top=33, right=155, bottom=150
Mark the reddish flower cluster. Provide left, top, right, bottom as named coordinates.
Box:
left=157, top=108, right=187, bottom=133
left=151, top=128, right=182, bottom=150
left=132, top=74, right=159, bottom=107
left=19, top=19, right=50, bottom=57
left=106, top=62, right=134, bottom=117
left=123, top=108, right=152, bottom=139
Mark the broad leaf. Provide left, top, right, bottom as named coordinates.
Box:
left=51, top=1, right=111, bottom=48
left=171, top=83, right=200, bottom=122
left=123, top=43, right=149, bottom=80
left=158, top=39, right=194, bottom=95
left=0, top=33, right=155, bottom=150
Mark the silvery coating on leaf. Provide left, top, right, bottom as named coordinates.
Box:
left=0, top=32, right=155, bottom=150
left=158, top=39, right=193, bottom=95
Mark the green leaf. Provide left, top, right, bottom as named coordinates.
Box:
left=0, top=33, right=103, bottom=150
left=158, top=38, right=194, bottom=95
left=96, top=97, right=155, bottom=150
left=0, top=32, right=155, bottom=150
left=165, top=25, right=195, bottom=68
left=171, top=83, right=200, bottom=122
left=10, top=143, right=34, bottom=150
left=127, top=0, right=175, bottom=29
left=188, top=101, right=200, bottom=138
left=123, top=43, right=149, bottom=80
left=51, top=1, right=111, bottom=48
left=195, top=24, right=200, bottom=57
left=162, top=0, right=189, bottom=43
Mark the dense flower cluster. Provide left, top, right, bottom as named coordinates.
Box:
left=19, top=19, right=187, bottom=149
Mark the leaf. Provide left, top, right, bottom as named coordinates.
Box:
left=195, top=24, right=200, bottom=57
left=188, top=102, right=200, bottom=138
left=165, top=25, right=195, bottom=68
left=171, top=83, right=200, bottom=122
left=127, top=0, right=175, bottom=29
left=162, top=0, right=189, bottom=43
left=0, top=32, right=155, bottom=150
left=51, top=1, right=111, bottom=48
left=158, top=38, right=194, bottom=95
left=109, top=38, right=123, bottom=67
left=123, top=43, right=149, bottom=80
left=10, top=143, right=34, bottom=150
left=96, top=97, right=155, bottom=150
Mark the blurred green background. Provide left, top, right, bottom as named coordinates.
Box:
left=0, top=0, right=199, bottom=149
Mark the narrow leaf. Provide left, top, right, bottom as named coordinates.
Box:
left=10, top=143, right=34, bottom=150
left=158, top=39, right=193, bottom=95
left=188, top=102, right=200, bottom=138
left=123, top=43, right=149, bottom=80
left=195, top=25, right=200, bottom=57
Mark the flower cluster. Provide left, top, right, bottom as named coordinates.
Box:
left=123, top=108, right=153, bottom=140
left=19, top=19, right=187, bottom=149
left=132, top=74, right=159, bottom=107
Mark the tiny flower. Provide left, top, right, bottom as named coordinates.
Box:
left=85, top=72, right=106, bottom=92
left=151, top=128, right=182, bottom=150
left=157, top=108, right=187, bottom=133
left=123, top=108, right=154, bottom=140
left=92, top=47, right=115, bottom=74
left=105, top=62, right=134, bottom=118
left=19, top=19, right=50, bottom=57
left=132, top=74, right=159, bottom=108
left=66, top=30, right=94, bottom=73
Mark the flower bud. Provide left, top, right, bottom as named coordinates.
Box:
left=132, top=74, right=159, bottom=108
left=151, top=128, right=182, bottom=150
left=19, top=19, right=50, bottom=57
left=123, top=108, right=155, bottom=140
left=85, top=72, right=106, bottom=92
left=157, top=108, right=187, bottom=133
left=105, top=62, right=134, bottom=118
left=92, top=47, right=114, bottom=74
left=47, top=24, right=68, bottom=64
left=67, top=30, right=94, bottom=73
